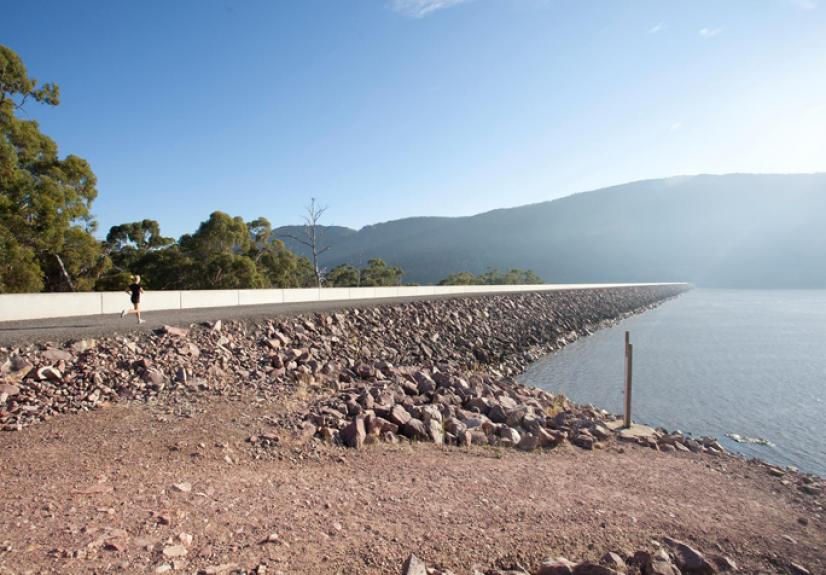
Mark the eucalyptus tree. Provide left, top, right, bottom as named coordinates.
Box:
left=0, top=45, right=107, bottom=292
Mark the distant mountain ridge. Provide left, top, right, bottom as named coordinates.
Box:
left=274, top=173, right=826, bottom=288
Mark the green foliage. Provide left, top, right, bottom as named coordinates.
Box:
left=245, top=217, right=316, bottom=288
left=97, top=213, right=319, bottom=291
left=437, top=271, right=477, bottom=286
left=0, top=228, right=43, bottom=292
left=326, top=264, right=360, bottom=287
left=438, top=268, right=543, bottom=286
left=360, top=258, right=403, bottom=287
left=0, top=45, right=107, bottom=292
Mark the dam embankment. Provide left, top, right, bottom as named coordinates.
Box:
left=1, top=285, right=686, bottom=431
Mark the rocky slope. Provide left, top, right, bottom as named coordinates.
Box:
left=1, top=286, right=684, bottom=432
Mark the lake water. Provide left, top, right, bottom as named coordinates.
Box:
left=520, top=289, right=826, bottom=476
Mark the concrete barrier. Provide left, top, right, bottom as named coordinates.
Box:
left=0, top=283, right=686, bottom=323
left=238, top=289, right=285, bottom=307
left=0, top=292, right=103, bottom=322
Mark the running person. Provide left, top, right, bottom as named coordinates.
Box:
left=121, top=275, right=146, bottom=324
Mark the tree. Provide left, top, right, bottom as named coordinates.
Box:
left=326, top=264, right=360, bottom=287
left=0, top=227, right=42, bottom=292
left=0, top=45, right=107, bottom=292
left=179, top=211, right=265, bottom=289
left=360, top=258, right=403, bottom=287
left=437, top=271, right=477, bottom=286
left=282, top=198, right=330, bottom=287
left=96, top=219, right=175, bottom=290
left=438, top=268, right=543, bottom=285
left=246, top=217, right=316, bottom=288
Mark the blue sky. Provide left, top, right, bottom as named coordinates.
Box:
left=2, top=0, right=825, bottom=238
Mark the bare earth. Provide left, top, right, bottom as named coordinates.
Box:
left=1, top=391, right=823, bottom=575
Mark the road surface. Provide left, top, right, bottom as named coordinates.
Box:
left=0, top=291, right=522, bottom=347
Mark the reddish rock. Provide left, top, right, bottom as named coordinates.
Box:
left=600, top=552, right=627, bottom=571
left=390, top=404, right=412, bottom=427
left=517, top=433, right=540, bottom=451
left=340, top=417, right=366, bottom=449
left=0, top=382, right=20, bottom=397
left=663, top=537, right=715, bottom=574
left=539, top=557, right=576, bottom=575
left=41, top=348, right=72, bottom=363
left=573, top=562, right=621, bottom=575
left=402, top=554, right=427, bottom=575
left=162, top=325, right=189, bottom=338
left=37, top=366, right=62, bottom=381
left=402, top=418, right=429, bottom=441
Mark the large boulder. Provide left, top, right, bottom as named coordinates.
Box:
left=402, top=554, right=427, bottom=575
left=663, top=537, right=715, bottom=575
left=539, top=557, right=576, bottom=575
left=340, top=417, right=366, bottom=449
left=41, top=348, right=72, bottom=363
left=390, top=404, right=412, bottom=427
left=426, top=419, right=444, bottom=444
left=402, top=418, right=429, bottom=441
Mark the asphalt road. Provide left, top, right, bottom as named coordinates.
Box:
left=0, top=292, right=521, bottom=347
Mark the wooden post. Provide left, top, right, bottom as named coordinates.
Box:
left=624, top=332, right=633, bottom=429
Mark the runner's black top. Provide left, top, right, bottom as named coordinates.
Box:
left=129, top=283, right=142, bottom=303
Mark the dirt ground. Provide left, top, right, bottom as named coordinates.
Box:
left=0, top=391, right=823, bottom=575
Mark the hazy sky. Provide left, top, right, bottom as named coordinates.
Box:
left=2, top=0, right=825, bottom=237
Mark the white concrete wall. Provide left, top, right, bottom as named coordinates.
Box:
left=0, top=283, right=685, bottom=323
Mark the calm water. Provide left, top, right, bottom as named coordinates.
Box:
left=520, top=289, right=826, bottom=476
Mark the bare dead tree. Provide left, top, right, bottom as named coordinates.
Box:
left=282, top=198, right=330, bottom=287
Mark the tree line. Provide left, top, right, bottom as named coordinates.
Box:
left=0, top=45, right=541, bottom=293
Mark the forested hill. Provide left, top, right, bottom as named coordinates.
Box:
left=276, top=173, right=826, bottom=288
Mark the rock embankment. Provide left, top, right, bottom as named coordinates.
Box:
left=1, top=286, right=684, bottom=431
left=401, top=536, right=741, bottom=575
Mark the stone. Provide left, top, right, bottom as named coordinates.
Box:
left=204, top=564, right=238, bottom=574
left=162, top=544, right=188, bottom=558
left=340, top=417, right=366, bottom=449
left=538, top=427, right=564, bottom=448
left=634, top=551, right=679, bottom=575
left=711, top=556, right=737, bottom=572
left=178, top=532, right=193, bottom=546
left=171, top=482, right=192, bottom=493
left=663, top=537, right=714, bottom=574
left=37, top=366, right=62, bottom=381
left=601, top=552, right=627, bottom=571
left=402, top=418, right=429, bottom=441
left=426, top=418, right=444, bottom=444
left=488, top=404, right=508, bottom=423
left=402, top=553, right=427, bottom=575
left=0, top=383, right=20, bottom=397
left=42, top=348, right=72, bottom=362
left=443, top=416, right=467, bottom=436
left=499, top=426, right=521, bottom=445
left=539, top=557, right=576, bottom=575
left=70, top=339, right=97, bottom=353
left=162, top=325, right=189, bottom=338
left=685, top=439, right=703, bottom=453
left=617, top=423, right=658, bottom=442
left=143, top=369, right=165, bottom=386
left=573, top=563, right=621, bottom=575
left=573, top=433, right=594, bottom=450
left=390, top=404, right=412, bottom=427
left=789, top=564, right=811, bottom=575
left=413, top=371, right=436, bottom=394
left=517, top=433, right=540, bottom=451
